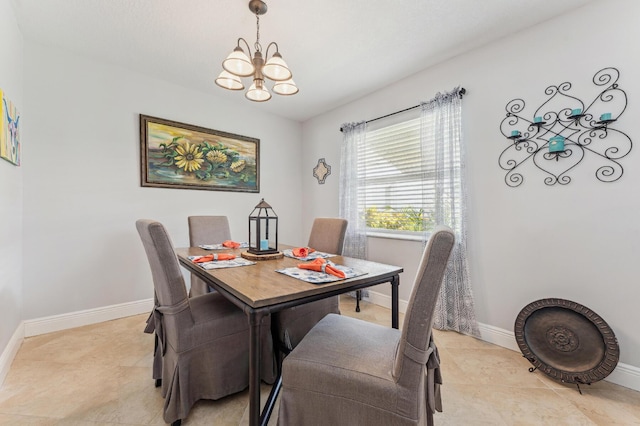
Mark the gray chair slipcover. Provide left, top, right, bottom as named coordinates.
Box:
left=273, top=218, right=348, bottom=354
left=187, top=216, right=232, bottom=297
left=143, top=293, right=163, bottom=386
left=143, top=216, right=232, bottom=386
left=277, top=226, right=455, bottom=426
left=136, top=219, right=276, bottom=424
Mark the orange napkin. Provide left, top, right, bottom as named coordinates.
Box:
left=292, top=247, right=316, bottom=258
left=298, top=258, right=345, bottom=278
left=193, top=253, right=236, bottom=263
left=222, top=240, right=241, bottom=248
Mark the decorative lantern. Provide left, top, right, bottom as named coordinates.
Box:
left=248, top=198, right=279, bottom=255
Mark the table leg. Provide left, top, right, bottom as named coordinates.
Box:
left=391, top=275, right=399, bottom=329
left=248, top=310, right=262, bottom=426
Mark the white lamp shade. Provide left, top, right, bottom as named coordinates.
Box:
left=222, top=48, right=255, bottom=77
left=262, top=53, right=292, bottom=81
left=272, top=78, right=299, bottom=95
left=246, top=81, right=272, bottom=102
left=215, top=70, right=244, bottom=90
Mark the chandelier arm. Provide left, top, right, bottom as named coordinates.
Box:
left=264, top=42, right=279, bottom=59
left=237, top=37, right=253, bottom=57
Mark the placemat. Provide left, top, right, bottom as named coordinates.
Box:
left=199, top=242, right=250, bottom=250
left=188, top=255, right=256, bottom=270
left=276, top=263, right=367, bottom=284
left=282, top=249, right=337, bottom=261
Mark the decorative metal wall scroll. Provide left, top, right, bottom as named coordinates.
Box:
left=499, top=67, right=631, bottom=187
left=313, top=158, right=331, bottom=184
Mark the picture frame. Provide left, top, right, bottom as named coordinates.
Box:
left=0, top=89, right=20, bottom=166
left=140, top=115, right=259, bottom=192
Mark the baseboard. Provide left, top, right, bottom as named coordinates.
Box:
left=477, top=322, right=520, bottom=352
left=0, top=322, right=24, bottom=387
left=604, top=361, right=640, bottom=391
left=23, top=298, right=154, bottom=337
left=11, top=294, right=640, bottom=393
left=366, top=292, right=640, bottom=392
left=366, top=290, right=409, bottom=314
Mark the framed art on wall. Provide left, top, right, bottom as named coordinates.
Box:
left=0, top=89, right=21, bottom=166
left=140, top=115, right=259, bottom=192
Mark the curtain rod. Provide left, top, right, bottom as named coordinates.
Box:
left=339, top=87, right=466, bottom=132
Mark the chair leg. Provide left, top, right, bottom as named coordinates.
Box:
left=155, top=378, right=162, bottom=388
left=261, top=374, right=282, bottom=425
left=171, top=420, right=181, bottom=426
left=356, top=290, right=361, bottom=312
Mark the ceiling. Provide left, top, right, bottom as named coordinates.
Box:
left=12, top=0, right=597, bottom=122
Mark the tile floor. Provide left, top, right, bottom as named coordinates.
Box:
left=1, top=296, right=639, bottom=425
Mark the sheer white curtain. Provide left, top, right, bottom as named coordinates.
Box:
left=339, top=121, right=368, bottom=260
left=421, top=88, right=480, bottom=337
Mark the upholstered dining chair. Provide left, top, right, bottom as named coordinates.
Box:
left=143, top=216, right=233, bottom=387
left=136, top=219, right=276, bottom=425
left=272, top=218, right=348, bottom=358
left=277, top=226, right=455, bottom=426
left=187, top=215, right=232, bottom=297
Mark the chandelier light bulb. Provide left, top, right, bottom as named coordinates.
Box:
left=215, top=70, right=245, bottom=90
left=246, top=80, right=272, bottom=102
left=222, top=47, right=255, bottom=77
left=272, top=78, right=299, bottom=96
left=262, top=52, right=292, bottom=81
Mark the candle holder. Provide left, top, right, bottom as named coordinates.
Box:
left=549, top=136, right=565, bottom=153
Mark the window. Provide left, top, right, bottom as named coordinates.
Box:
left=356, top=108, right=462, bottom=236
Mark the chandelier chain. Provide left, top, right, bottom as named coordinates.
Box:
left=255, top=13, right=262, bottom=52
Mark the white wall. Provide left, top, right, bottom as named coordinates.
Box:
left=0, top=0, right=24, bottom=356
left=22, top=42, right=303, bottom=319
left=302, top=0, right=640, bottom=369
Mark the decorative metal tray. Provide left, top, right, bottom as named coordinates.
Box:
left=514, top=298, right=619, bottom=391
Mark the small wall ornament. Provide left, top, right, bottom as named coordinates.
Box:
left=499, top=67, right=632, bottom=187
left=313, top=158, right=331, bottom=184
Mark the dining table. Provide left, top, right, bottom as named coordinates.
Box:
left=175, top=244, right=403, bottom=426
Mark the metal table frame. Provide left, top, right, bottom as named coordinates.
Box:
left=176, top=247, right=402, bottom=426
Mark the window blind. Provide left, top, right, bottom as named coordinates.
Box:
left=357, top=109, right=461, bottom=233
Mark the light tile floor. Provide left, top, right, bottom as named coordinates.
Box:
left=1, top=296, right=639, bottom=425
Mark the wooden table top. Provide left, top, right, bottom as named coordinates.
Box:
left=175, top=245, right=403, bottom=310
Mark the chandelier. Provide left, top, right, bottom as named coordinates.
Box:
left=215, top=0, right=299, bottom=102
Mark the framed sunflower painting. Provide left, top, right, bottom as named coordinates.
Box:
left=140, top=115, right=259, bottom=192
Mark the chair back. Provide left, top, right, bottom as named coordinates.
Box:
left=187, top=216, right=232, bottom=296
left=136, top=219, right=190, bottom=315
left=392, top=226, right=454, bottom=389
left=308, top=218, right=348, bottom=254
left=188, top=216, right=232, bottom=246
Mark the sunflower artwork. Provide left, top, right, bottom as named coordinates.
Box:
left=140, top=115, right=259, bottom=192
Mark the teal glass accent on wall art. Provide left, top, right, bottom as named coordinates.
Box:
left=549, top=136, right=565, bottom=153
